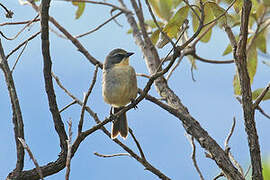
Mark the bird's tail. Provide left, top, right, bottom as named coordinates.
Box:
left=111, top=107, right=128, bottom=139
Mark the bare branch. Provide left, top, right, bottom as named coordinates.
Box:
left=0, top=3, right=14, bottom=18
left=65, top=119, right=73, bottom=180
left=129, top=128, right=146, bottom=161
left=253, top=82, right=270, bottom=109
left=11, top=40, right=28, bottom=73
left=41, top=0, right=68, bottom=150
left=213, top=172, right=224, bottom=180
left=18, top=138, right=43, bottom=180
left=0, top=14, right=39, bottom=40
left=136, top=73, right=150, bottom=79
left=57, top=0, right=131, bottom=14
left=0, top=18, right=40, bottom=26
left=75, top=11, right=123, bottom=38
left=224, top=117, right=236, bottom=151
left=187, top=135, right=205, bottom=180
left=94, top=152, right=130, bottom=158
left=224, top=25, right=237, bottom=48
left=6, top=31, right=41, bottom=60
left=224, top=117, right=244, bottom=176
left=59, top=100, right=77, bottom=113
left=0, top=39, right=25, bottom=174
left=78, top=65, right=99, bottom=134
left=234, top=0, right=263, bottom=178
left=192, top=53, right=234, bottom=64
left=256, top=106, right=270, bottom=120
left=26, top=0, right=103, bottom=68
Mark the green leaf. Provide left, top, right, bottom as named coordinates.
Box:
left=255, top=31, right=267, bottom=53
left=207, top=2, right=234, bottom=26
left=192, top=8, right=213, bottom=42
left=145, top=20, right=164, bottom=28
left=127, top=29, right=133, bottom=34
left=163, top=6, right=189, bottom=38
left=151, top=29, right=160, bottom=45
left=223, top=44, right=232, bottom=56
left=233, top=74, right=241, bottom=95
left=263, top=0, right=270, bottom=6
left=263, top=160, right=270, bottom=179
left=72, top=1, right=85, bottom=19
left=247, top=44, right=258, bottom=84
left=149, top=0, right=173, bottom=21
left=159, top=0, right=174, bottom=21
left=252, top=88, right=270, bottom=101
left=172, top=0, right=183, bottom=8
left=233, top=0, right=243, bottom=13
left=256, top=3, right=266, bottom=20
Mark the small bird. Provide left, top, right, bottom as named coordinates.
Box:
left=102, top=48, right=138, bottom=139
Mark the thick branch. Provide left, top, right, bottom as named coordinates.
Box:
left=40, top=0, right=68, bottom=150
left=120, top=0, right=244, bottom=178
left=0, top=40, right=25, bottom=176
left=234, top=0, right=263, bottom=179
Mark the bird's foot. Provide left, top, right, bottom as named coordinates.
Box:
left=131, top=98, right=138, bottom=110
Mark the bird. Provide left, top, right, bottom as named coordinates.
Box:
left=102, top=48, right=138, bottom=139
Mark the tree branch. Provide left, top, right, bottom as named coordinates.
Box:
left=0, top=39, right=25, bottom=176
left=40, top=0, right=68, bottom=150
left=233, top=0, right=263, bottom=179
left=253, top=82, right=270, bottom=109
left=78, top=65, right=98, bottom=134
left=122, top=0, right=244, bottom=179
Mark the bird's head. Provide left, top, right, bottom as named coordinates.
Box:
left=104, top=48, right=134, bottom=70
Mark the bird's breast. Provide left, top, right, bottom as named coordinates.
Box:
left=102, top=65, right=137, bottom=107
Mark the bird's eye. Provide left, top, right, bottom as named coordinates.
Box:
left=114, top=53, right=124, bottom=58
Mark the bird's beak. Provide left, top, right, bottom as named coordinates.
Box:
left=125, top=52, right=134, bottom=57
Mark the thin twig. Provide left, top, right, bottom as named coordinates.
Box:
left=6, top=31, right=41, bottom=60
left=65, top=119, right=73, bottom=180
left=203, top=0, right=236, bottom=27
left=256, top=106, right=270, bottom=120
left=75, top=11, right=123, bottom=38
left=18, top=138, right=43, bottom=180
left=224, top=117, right=236, bottom=151
left=213, top=172, right=224, bottom=180
left=26, top=0, right=103, bottom=68
left=94, top=152, right=131, bottom=158
left=0, top=19, right=40, bottom=26
left=78, top=65, right=99, bottom=134
left=224, top=117, right=244, bottom=176
left=57, top=0, right=131, bottom=14
left=187, top=135, right=205, bottom=180
left=59, top=100, right=77, bottom=113
left=193, top=21, right=216, bottom=46
left=129, top=128, right=146, bottom=161
left=11, top=40, right=28, bottom=73
left=145, top=0, right=174, bottom=47
left=183, top=0, right=201, bottom=22
left=166, top=53, right=185, bottom=80
left=192, top=53, right=234, bottom=64
left=244, top=164, right=252, bottom=178
left=136, top=73, right=150, bottom=78
left=1, top=14, right=39, bottom=40
left=0, top=3, right=14, bottom=18
left=253, top=82, right=270, bottom=109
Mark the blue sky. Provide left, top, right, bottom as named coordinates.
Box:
left=1, top=1, right=269, bottom=179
